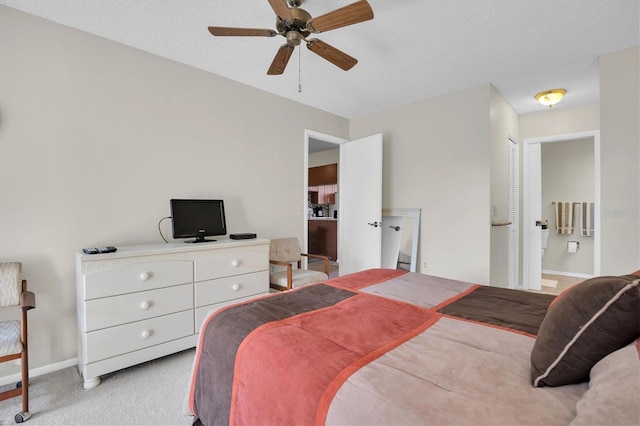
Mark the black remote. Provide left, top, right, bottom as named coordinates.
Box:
left=83, top=246, right=117, bottom=255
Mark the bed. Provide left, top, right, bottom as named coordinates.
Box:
left=187, top=268, right=640, bottom=426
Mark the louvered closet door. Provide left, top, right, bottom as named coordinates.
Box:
left=507, top=139, right=519, bottom=289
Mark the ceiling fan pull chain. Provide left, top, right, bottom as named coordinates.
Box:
left=298, top=46, right=302, bottom=93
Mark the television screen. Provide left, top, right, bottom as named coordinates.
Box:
left=170, top=199, right=227, bottom=243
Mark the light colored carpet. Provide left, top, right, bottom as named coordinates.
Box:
left=0, top=349, right=196, bottom=425
left=541, top=278, right=558, bottom=288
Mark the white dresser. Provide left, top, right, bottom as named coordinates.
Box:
left=75, top=239, right=269, bottom=389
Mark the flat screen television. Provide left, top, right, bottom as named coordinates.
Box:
left=170, top=199, right=227, bottom=243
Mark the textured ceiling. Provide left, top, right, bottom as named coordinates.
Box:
left=1, top=0, right=638, bottom=118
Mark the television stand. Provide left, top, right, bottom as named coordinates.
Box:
left=75, top=239, right=270, bottom=389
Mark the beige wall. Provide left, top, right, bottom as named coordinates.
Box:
left=350, top=85, right=492, bottom=284
left=520, top=45, right=640, bottom=275
left=0, top=6, right=348, bottom=376
left=519, top=104, right=600, bottom=139
left=599, top=46, right=640, bottom=274
left=309, top=148, right=339, bottom=168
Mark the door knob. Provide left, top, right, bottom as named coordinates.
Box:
left=389, top=225, right=401, bottom=231
left=367, top=221, right=380, bottom=227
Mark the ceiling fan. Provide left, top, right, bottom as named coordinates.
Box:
left=208, top=0, right=374, bottom=75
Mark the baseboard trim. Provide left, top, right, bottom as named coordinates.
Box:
left=0, top=357, right=78, bottom=387
left=542, top=269, right=593, bottom=279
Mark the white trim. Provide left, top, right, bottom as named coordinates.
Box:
left=522, top=130, right=601, bottom=289
left=507, top=137, right=520, bottom=289
left=0, top=357, right=78, bottom=387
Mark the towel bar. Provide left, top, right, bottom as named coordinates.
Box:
left=491, top=221, right=512, bottom=227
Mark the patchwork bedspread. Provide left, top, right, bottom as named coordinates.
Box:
left=188, top=269, right=588, bottom=425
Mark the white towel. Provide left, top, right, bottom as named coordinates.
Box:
left=0, top=262, right=22, bottom=307
left=580, top=202, right=595, bottom=237
left=555, top=202, right=575, bottom=235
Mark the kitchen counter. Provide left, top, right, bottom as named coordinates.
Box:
left=308, top=217, right=337, bottom=221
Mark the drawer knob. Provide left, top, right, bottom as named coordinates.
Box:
left=140, top=301, right=150, bottom=310
left=231, top=260, right=240, bottom=267
left=139, top=272, right=151, bottom=281
left=232, top=283, right=240, bottom=291
left=141, top=330, right=151, bottom=339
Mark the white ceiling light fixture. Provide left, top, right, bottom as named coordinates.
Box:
left=535, top=89, right=566, bottom=108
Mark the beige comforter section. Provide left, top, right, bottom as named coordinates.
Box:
left=326, top=317, right=587, bottom=425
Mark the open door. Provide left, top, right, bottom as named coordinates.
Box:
left=338, top=134, right=383, bottom=275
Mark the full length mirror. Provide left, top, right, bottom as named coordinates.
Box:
left=381, top=208, right=421, bottom=272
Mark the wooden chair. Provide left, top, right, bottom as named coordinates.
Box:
left=269, top=238, right=330, bottom=291
left=0, top=262, right=36, bottom=423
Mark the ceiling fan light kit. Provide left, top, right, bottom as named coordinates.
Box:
left=208, top=0, right=374, bottom=75
left=535, top=88, right=566, bottom=107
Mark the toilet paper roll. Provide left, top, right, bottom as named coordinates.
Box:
left=568, top=241, right=579, bottom=253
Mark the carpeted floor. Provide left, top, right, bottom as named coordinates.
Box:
left=0, top=349, right=196, bottom=425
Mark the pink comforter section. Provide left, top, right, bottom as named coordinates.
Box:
left=230, top=291, right=437, bottom=425
left=327, top=268, right=407, bottom=291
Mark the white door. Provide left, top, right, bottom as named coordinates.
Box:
left=524, top=142, right=542, bottom=291
left=338, top=134, right=383, bottom=275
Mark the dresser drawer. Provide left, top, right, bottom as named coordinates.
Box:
left=195, top=270, right=268, bottom=308
left=83, top=261, right=193, bottom=300
left=84, top=284, right=193, bottom=332
left=194, top=250, right=268, bottom=281
left=84, top=310, right=193, bottom=364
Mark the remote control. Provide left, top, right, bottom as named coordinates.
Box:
left=83, top=246, right=117, bottom=255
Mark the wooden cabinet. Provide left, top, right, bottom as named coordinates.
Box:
left=309, top=164, right=338, bottom=205
left=76, top=239, right=269, bottom=389
left=309, top=164, right=337, bottom=186
left=309, top=184, right=337, bottom=205
left=308, top=220, right=338, bottom=260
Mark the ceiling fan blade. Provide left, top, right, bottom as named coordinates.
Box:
left=208, top=27, right=277, bottom=37
left=268, top=44, right=295, bottom=75
left=306, top=39, right=357, bottom=71
left=306, top=0, right=374, bottom=33
left=267, top=0, right=294, bottom=20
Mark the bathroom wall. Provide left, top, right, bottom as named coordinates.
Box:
left=541, top=138, right=595, bottom=275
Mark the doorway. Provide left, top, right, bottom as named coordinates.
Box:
left=304, top=130, right=346, bottom=277
left=304, top=130, right=384, bottom=276
left=522, top=130, right=601, bottom=291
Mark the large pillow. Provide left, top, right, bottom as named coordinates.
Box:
left=570, top=340, right=640, bottom=425
left=530, top=275, right=639, bottom=387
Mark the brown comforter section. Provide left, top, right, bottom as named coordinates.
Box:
left=437, top=286, right=555, bottom=335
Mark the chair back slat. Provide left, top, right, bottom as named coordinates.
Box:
left=269, top=238, right=302, bottom=263
left=0, top=262, right=22, bottom=308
